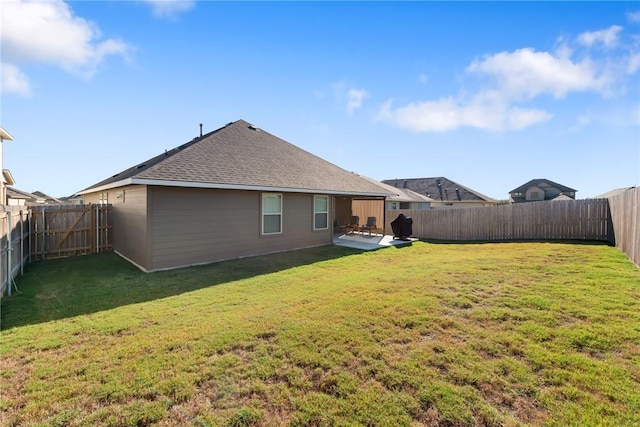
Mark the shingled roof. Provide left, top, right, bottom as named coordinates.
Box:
left=509, top=179, right=577, bottom=194
left=80, top=120, right=391, bottom=197
left=382, top=177, right=494, bottom=202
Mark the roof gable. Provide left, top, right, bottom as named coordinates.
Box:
left=510, top=179, right=577, bottom=194
left=80, top=120, right=391, bottom=197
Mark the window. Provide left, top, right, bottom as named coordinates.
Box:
left=262, top=193, right=282, bottom=235
left=99, top=192, right=109, bottom=205
left=314, top=195, right=329, bottom=230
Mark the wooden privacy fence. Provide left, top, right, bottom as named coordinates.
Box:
left=1, top=207, right=30, bottom=297
left=30, top=205, right=113, bottom=261
left=606, top=187, right=639, bottom=267
left=1, top=204, right=112, bottom=296
left=385, top=198, right=611, bottom=242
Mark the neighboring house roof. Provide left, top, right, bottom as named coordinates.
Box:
left=0, top=126, right=14, bottom=141
left=6, top=187, right=44, bottom=203
left=509, top=179, right=577, bottom=194
left=32, top=191, right=62, bottom=204
left=365, top=178, right=435, bottom=203
left=551, top=193, right=574, bottom=201
left=382, top=177, right=495, bottom=203
left=79, top=119, right=392, bottom=197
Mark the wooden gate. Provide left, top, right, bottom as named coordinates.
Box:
left=30, top=205, right=112, bottom=261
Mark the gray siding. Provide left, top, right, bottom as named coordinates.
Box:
left=147, top=187, right=332, bottom=271
left=83, top=185, right=149, bottom=269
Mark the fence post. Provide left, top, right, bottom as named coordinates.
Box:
left=95, top=204, right=100, bottom=254
left=19, top=210, right=24, bottom=276
left=41, top=207, right=46, bottom=261
left=6, top=211, right=11, bottom=296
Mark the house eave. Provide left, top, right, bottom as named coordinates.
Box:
left=78, top=178, right=391, bottom=198
left=2, top=169, right=16, bottom=185
left=0, top=127, right=14, bottom=141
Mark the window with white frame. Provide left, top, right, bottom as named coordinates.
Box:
left=262, top=193, right=282, bottom=235
left=314, top=195, right=328, bottom=230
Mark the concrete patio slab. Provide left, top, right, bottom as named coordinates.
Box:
left=333, top=233, right=417, bottom=251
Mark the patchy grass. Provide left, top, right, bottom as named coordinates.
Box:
left=1, top=242, right=639, bottom=426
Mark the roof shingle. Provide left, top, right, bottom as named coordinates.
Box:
left=81, top=120, right=391, bottom=196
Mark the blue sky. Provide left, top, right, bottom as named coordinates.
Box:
left=2, top=1, right=639, bottom=199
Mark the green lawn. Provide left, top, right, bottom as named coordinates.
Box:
left=1, top=242, right=639, bottom=426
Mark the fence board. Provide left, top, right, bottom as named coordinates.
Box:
left=30, top=205, right=112, bottom=261
left=607, top=187, right=639, bottom=267
left=1, top=205, right=113, bottom=296
left=385, top=199, right=611, bottom=243
left=0, top=207, right=30, bottom=296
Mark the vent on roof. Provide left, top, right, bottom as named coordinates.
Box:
left=136, top=164, right=146, bottom=169
left=248, top=124, right=259, bottom=131
left=199, top=123, right=203, bottom=137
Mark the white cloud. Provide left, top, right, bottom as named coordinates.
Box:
left=330, top=82, right=368, bottom=114
left=1, top=62, right=31, bottom=96
left=627, top=53, right=640, bottom=74
left=346, top=88, right=368, bottom=114
left=378, top=27, right=640, bottom=134
left=467, top=48, right=608, bottom=99
left=376, top=97, right=551, bottom=132
left=627, top=11, right=640, bottom=23
left=140, top=0, right=195, bottom=19
left=578, top=25, right=623, bottom=48
left=506, top=107, right=553, bottom=130
left=1, top=0, right=131, bottom=94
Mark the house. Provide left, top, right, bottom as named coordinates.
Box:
left=382, top=177, right=496, bottom=208
left=6, top=187, right=65, bottom=206
left=32, top=191, right=62, bottom=204
left=59, top=194, right=85, bottom=205
left=368, top=179, right=433, bottom=211
left=78, top=119, right=393, bottom=272
left=1, top=126, right=15, bottom=206
left=509, top=179, right=577, bottom=203
left=5, top=187, right=44, bottom=206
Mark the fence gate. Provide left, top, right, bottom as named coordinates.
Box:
left=30, top=205, right=112, bottom=261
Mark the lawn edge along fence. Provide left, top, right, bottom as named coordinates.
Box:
left=1, top=204, right=112, bottom=296
left=385, top=189, right=639, bottom=267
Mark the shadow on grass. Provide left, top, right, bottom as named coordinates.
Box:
left=1, top=245, right=365, bottom=329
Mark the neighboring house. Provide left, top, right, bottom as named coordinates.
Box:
left=369, top=179, right=433, bottom=210
left=59, top=194, right=85, bottom=205
left=32, top=191, right=62, bottom=204
left=6, top=187, right=64, bottom=206
left=5, top=187, right=44, bottom=206
left=1, top=126, right=15, bottom=206
left=78, top=119, right=392, bottom=272
left=382, top=177, right=496, bottom=208
left=509, top=179, right=577, bottom=203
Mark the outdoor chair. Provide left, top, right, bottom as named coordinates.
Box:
left=345, top=216, right=359, bottom=234
left=360, top=217, right=377, bottom=235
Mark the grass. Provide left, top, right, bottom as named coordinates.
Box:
left=1, top=241, right=639, bottom=426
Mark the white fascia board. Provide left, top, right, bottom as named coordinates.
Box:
left=79, top=177, right=390, bottom=197
left=3, top=169, right=16, bottom=185
left=76, top=178, right=133, bottom=195
left=0, top=127, right=14, bottom=141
